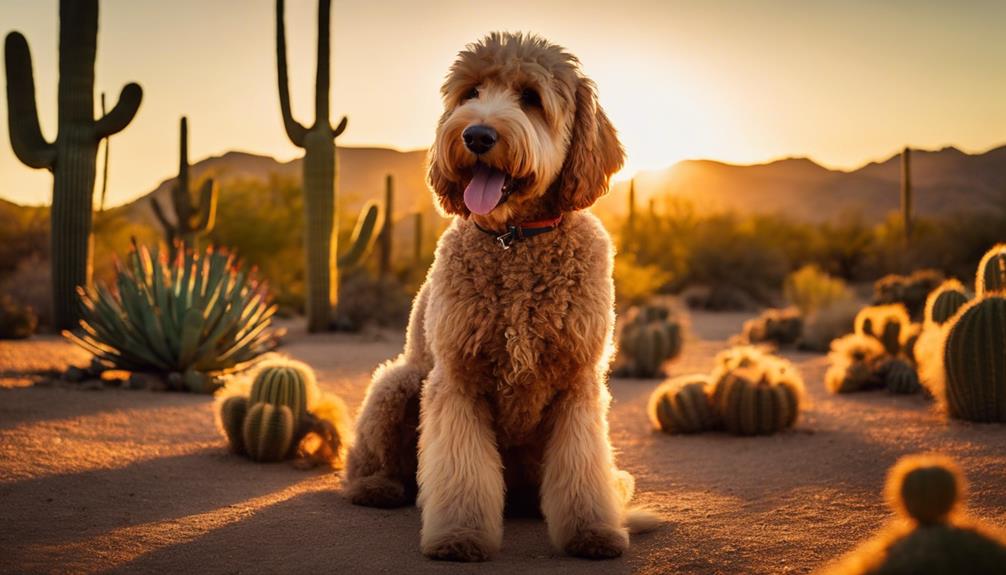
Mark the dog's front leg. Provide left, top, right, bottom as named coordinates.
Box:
left=417, top=367, right=504, bottom=561
left=541, top=379, right=628, bottom=559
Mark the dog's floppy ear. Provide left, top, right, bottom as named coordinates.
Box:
left=556, top=77, right=624, bottom=212
left=427, top=113, right=469, bottom=217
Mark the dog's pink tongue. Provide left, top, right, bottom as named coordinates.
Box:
left=464, top=164, right=506, bottom=215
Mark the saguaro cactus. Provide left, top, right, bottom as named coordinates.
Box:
left=5, top=0, right=143, bottom=330
left=277, top=0, right=379, bottom=332
left=379, top=174, right=394, bottom=278
left=150, top=117, right=218, bottom=257
left=901, top=147, right=912, bottom=245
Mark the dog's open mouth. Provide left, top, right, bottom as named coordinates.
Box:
left=463, top=163, right=514, bottom=215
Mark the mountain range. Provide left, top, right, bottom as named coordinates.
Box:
left=10, top=144, right=1006, bottom=228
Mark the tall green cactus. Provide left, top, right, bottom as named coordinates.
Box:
left=150, top=117, right=218, bottom=257
left=901, top=146, right=912, bottom=245
left=942, top=295, right=1006, bottom=422
left=379, top=174, right=393, bottom=278
left=976, top=244, right=1006, bottom=296
left=277, top=0, right=379, bottom=332
left=4, top=0, right=143, bottom=330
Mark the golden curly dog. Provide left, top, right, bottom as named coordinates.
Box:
left=343, top=32, right=655, bottom=562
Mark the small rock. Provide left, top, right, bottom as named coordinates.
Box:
left=64, top=366, right=86, bottom=382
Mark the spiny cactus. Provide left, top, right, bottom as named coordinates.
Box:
left=873, top=270, right=944, bottom=321
left=976, top=244, right=1006, bottom=296
left=712, top=358, right=803, bottom=436
left=855, top=304, right=911, bottom=356
left=823, top=454, right=1006, bottom=575
left=243, top=402, right=295, bottom=462
left=248, top=360, right=318, bottom=423
left=614, top=302, right=684, bottom=378
left=883, top=358, right=922, bottom=395
left=220, top=396, right=249, bottom=454
left=150, top=117, right=218, bottom=257
left=648, top=375, right=717, bottom=434
left=277, top=0, right=381, bottom=332
left=379, top=174, right=394, bottom=278
left=825, top=334, right=886, bottom=394
left=64, top=241, right=276, bottom=390
left=925, top=279, right=969, bottom=326
left=741, top=307, right=802, bottom=346
left=941, top=295, right=1006, bottom=422
left=5, top=0, right=143, bottom=330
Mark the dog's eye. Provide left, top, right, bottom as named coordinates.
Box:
left=520, top=88, right=541, bottom=108
left=465, top=87, right=480, bottom=100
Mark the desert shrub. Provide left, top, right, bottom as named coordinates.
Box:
left=799, top=299, right=861, bottom=352
left=613, top=300, right=685, bottom=378
left=614, top=252, right=672, bottom=307
left=822, top=454, right=1006, bottom=575
left=0, top=293, right=38, bottom=339
left=784, top=265, right=853, bottom=316
left=873, top=269, right=945, bottom=321
left=332, top=267, right=413, bottom=331
left=0, top=253, right=51, bottom=329
left=65, top=242, right=278, bottom=392
left=741, top=307, right=803, bottom=346
left=0, top=201, right=47, bottom=278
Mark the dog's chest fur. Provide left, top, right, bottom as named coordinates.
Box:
left=429, top=213, right=612, bottom=446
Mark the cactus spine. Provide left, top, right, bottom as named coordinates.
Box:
left=150, top=117, right=218, bottom=257
left=901, top=146, right=912, bottom=245
left=942, top=295, right=1006, bottom=422
left=277, top=0, right=380, bottom=332
left=243, top=402, right=295, bottom=462
left=4, top=0, right=143, bottom=330
left=976, top=244, right=1006, bottom=296
left=648, top=375, right=716, bottom=434
left=379, top=174, right=393, bottom=278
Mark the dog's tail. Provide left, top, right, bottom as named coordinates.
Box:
left=614, top=468, right=664, bottom=534
left=625, top=506, right=663, bottom=534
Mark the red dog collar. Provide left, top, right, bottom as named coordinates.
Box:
left=473, top=215, right=563, bottom=250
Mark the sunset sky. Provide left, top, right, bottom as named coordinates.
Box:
left=2, top=0, right=1004, bottom=207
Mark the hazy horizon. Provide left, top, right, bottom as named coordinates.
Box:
left=2, top=0, right=1004, bottom=207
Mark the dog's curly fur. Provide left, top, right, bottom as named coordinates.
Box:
left=343, top=32, right=645, bottom=561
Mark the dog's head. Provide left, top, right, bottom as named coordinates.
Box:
left=428, top=32, right=624, bottom=225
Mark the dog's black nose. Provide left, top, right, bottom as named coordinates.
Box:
left=462, top=125, right=498, bottom=155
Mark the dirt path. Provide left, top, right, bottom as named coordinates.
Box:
left=1, top=313, right=1004, bottom=574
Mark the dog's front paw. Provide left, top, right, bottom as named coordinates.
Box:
left=343, top=475, right=408, bottom=508
left=564, top=524, right=629, bottom=559
left=422, top=528, right=496, bottom=562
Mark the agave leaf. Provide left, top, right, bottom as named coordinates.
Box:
left=178, top=307, right=206, bottom=368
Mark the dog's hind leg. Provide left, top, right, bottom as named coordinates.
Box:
left=343, top=283, right=432, bottom=508
left=540, top=379, right=629, bottom=559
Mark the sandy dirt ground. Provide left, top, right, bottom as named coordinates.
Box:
left=1, top=312, right=1004, bottom=575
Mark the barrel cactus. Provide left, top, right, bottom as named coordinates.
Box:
left=941, top=295, right=1006, bottom=422
left=883, top=358, right=922, bottom=395
left=648, top=375, right=717, bottom=434
left=5, top=0, right=143, bottom=330
left=741, top=307, right=802, bottom=346
left=976, top=244, right=1006, bottom=296
left=855, top=304, right=910, bottom=356
left=614, top=302, right=684, bottom=378
left=825, top=334, right=885, bottom=394
left=216, top=358, right=349, bottom=466
left=925, top=279, right=969, bottom=326
left=63, top=241, right=277, bottom=392
left=822, top=454, right=1006, bottom=575
left=243, top=402, right=295, bottom=462
left=711, top=354, right=803, bottom=436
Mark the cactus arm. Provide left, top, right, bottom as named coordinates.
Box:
left=194, top=179, right=218, bottom=233
left=336, top=201, right=381, bottom=268
left=276, top=0, right=307, bottom=147
left=150, top=196, right=175, bottom=232
left=4, top=32, right=55, bottom=169
left=315, top=0, right=331, bottom=123
left=94, top=83, right=142, bottom=139
left=332, top=115, right=348, bottom=138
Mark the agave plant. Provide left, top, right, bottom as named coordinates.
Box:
left=64, top=241, right=277, bottom=391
